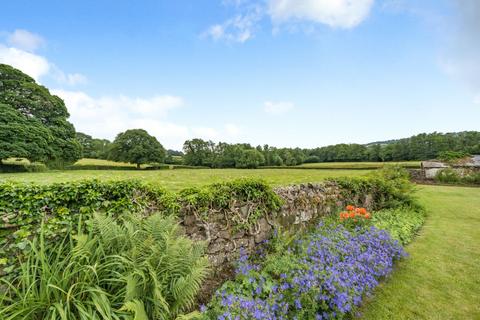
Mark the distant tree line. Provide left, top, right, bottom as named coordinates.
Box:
left=179, top=132, right=480, bottom=168
left=1, top=63, right=479, bottom=169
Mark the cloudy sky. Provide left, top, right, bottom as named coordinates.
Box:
left=1, top=0, right=479, bottom=150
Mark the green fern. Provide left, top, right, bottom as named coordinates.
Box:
left=0, top=212, right=209, bottom=320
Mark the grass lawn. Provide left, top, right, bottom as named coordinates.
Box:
left=360, top=185, right=480, bottom=319
left=0, top=168, right=371, bottom=191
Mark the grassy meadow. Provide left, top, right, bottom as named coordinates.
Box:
left=0, top=168, right=371, bottom=191
left=361, top=185, right=480, bottom=319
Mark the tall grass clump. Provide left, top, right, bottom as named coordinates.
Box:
left=0, top=213, right=209, bottom=320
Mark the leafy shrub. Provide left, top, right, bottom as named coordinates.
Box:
left=0, top=162, right=47, bottom=173
left=303, top=155, right=320, bottom=163
left=0, top=212, right=209, bottom=320
left=438, top=151, right=470, bottom=163
left=202, top=221, right=405, bottom=319
left=0, top=180, right=176, bottom=276
left=179, top=179, right=283, bottom=230
left=330, top=166, right=416, bottom=210
left=370, top=207, right=426, bottom=246
left=435, top=168, right=480, bottom=185
left=463, top=172, right=480, bottom=184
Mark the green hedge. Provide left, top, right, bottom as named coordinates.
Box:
left=328, top=165, right=417, bottom=210
left=0, top=179, right=280, bottom=276
left=0, top=172, right=414, bottom=277
left=0, top=162, right=47, bottom=173
left=0, top=180, right=176, bottom=275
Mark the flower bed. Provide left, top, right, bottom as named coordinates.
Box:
left=202, top=220, right=406, bottom=319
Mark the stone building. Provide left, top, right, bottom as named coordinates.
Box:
left=421, top=155, right=480, bottom=179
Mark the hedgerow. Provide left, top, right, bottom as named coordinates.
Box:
left=0, top=179, right=281, bottom=275
left=328, top=165, right=417, bottom=210
left=179, top=179, right=283, bottom=230
left=0, top=180, right=176, bottom=275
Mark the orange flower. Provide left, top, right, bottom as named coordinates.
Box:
left=365, top=213, right=371, bottom=219
left=358, top=208, right=367, bottom=215
left=346, top=205, right=355, bottom=211
left=349, top=212, right=355, bottom=218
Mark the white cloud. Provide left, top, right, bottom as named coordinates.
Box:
left=204, top=6, right=263, bottom=43
left=52, top=89, right=191, bottom=147
left=0, top=29, right=87, bottom=85
left=6, top=29, right=45, bottom=52
left=52, top=89, right=240, bottom=149
left=0, top=45, right=50, bottom=81
left=264, top=101, right=294, bottom=115
left=204, top=0, right=375, bottom=43
left=268, top=0, right=375, bottom=28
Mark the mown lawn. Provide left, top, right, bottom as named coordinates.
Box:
left=360, top=185, right=480, bottom=319
left=0, top=168, right=370, bottom=191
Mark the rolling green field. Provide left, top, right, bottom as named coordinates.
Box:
left=0, top=168, right=371, bottom=191
left=361, top=185, right=480, bottom=319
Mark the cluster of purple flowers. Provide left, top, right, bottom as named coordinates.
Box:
left=203, top=222, right=405, bottom=319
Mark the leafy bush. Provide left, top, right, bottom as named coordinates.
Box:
left=329, top=166, right=416, bottom=210
left=0, top=212, right=209, bottom=320
left=202, top=221, right=405, bottom=319
left=179, top=179, right=283, bottom=230
left=438, top=151, right=470, bottom=163
left=370, top=207, right=426, bottom=246
left=435, top=168, right=480, bottom=185
left=0, top=180, right=176, bottom=276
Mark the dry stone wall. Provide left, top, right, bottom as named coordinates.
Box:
left=181, top=181, right=376, bottom=302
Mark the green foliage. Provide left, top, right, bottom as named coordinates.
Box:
left=435, top=168, right=480, bottom=185
left=371, top=207, right=426, bottom=245
left=76, top=132, right=111, bottom=159
left=183, top=131, right=480, bottom=168
left=110, top=129, right=166, bottom=168
left=0, top=180, right=175, bottom=276
left=0, top=160, right=47, bottom=173
left=0, top=212, right=209, bottom=320
left=329, top=166, right=417, bottom=210
left=437, top=150, right=471, bottom=162
left=0, top=64, right=82, bottom=165
left=0, top=104, right=53, bottom=163
left=235, top=149, right=265, bottom=169
left=179, top=179, right=283, bottom=230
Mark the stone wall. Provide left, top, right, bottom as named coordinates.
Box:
left=181, top=181, right=376, bottom=302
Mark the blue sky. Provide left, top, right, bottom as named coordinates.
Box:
left=1, top=0, right=479, bottom=150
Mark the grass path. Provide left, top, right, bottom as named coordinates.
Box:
left=361, top=185, right=480, bottom=319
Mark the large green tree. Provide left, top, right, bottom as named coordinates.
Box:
left=0, top=64, right=81, bottom=165
left=0, top=104, right=53, bottom=162
left=109, top=129, right=165, bottom=168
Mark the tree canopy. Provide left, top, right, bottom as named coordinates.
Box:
left=0, top=103, right=53, bottom=162
left=76, top=132, right=111, bottom=159
left=109, top=129, right=166, bottom=168
left=0, top=64, right=81, bottom=165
